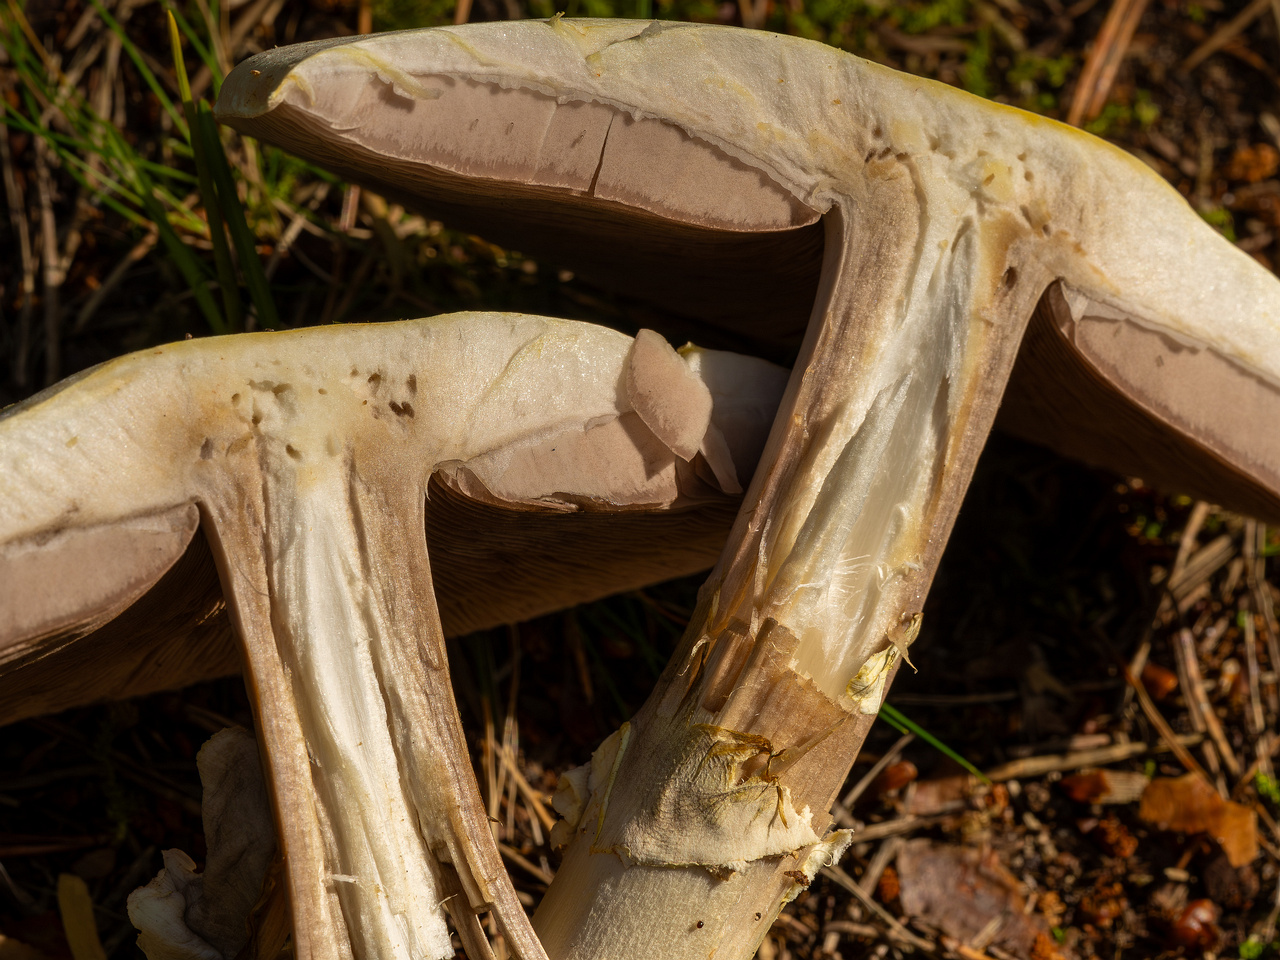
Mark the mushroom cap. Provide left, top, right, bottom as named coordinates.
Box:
left=0, top=314, right=786, bottom=725
left=215, top=19, right=1280, bottom=521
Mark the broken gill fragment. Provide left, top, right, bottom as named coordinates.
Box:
left=0, top=315, right=786, bottom=960
left=214, top=18, right=1280, bottom=960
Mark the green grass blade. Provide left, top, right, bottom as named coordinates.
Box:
left=879, top=701, right=990, bottom=784
left=167, top=10, right=193, bottom=104
left=89, top=0, right=188, bottom=136
left=166, top=5, right=221, bottom=90
left=170, top=10, right=241, bottom=330
left=199, top=102, right=279, bottom=329
left=136, top=165, right=227, bottom=335
left=193, top=132, right=243, bottom=330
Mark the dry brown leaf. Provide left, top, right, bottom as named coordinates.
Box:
left=896, top=839, right=1052, bottom=957
left=907, top=775, right=976, bottom=816
left=1138, top=774, right=1258, bottom=867
left=1060, top=769, right=1149, bottom=805
left=1226, top=144, right=1280, bottom=184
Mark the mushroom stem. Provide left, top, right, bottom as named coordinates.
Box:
left=535, top=200, right=1044, bottom=957
left=207, top=462, right=537, bottom=960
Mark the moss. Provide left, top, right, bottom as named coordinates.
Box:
left=961, top=25, right=992, bottom=98
left=1200, top=206, right=1237, bottom=242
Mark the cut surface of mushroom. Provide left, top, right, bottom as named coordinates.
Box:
left=0, top=333, right=784, bottom=729
left=0, top=314, right=787, bottom=960
left=217, top=20, right=1280, bottom=960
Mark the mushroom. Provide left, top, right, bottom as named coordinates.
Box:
left=0, top=327, right=784, bottom=728
left=0, top=313, right=787, bottom=960
left=213, top=18, right=1280, bottom=960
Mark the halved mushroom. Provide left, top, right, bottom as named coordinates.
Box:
left=213, top=19, right=1280, bottom=960
left=0, top=325, right=783, bottom=728
left=0, top=314, right=787, bottom=960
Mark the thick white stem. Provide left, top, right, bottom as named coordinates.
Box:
left=536, top=195, right=1051, bottom=959
left=269, top=460, right=452, bottom=960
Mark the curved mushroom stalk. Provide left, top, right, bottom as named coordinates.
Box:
left=0, top=314, right=787, bottom=960
left=216, top=20, right=1280, bottom=960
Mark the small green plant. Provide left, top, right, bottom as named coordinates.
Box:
left=961, top=26, right=992, bottom=99
left=1240, top=936, right=1277, bottom=960
left=1200, top=207, right=1238, bottom=243
left=1256, top=770, right=1280, bottom=807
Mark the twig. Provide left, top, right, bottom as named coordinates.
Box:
left=497, top=842, right=553, bottom=886
left=455, top=0, right=473, bottom=24
left=1250, top=873, right=1280, bottom=947
left=1234, top=731, right=1280, bottom=798
left=1262, top=113, right=1280, bottom=152
left=72, top=228, right=158, bottom=334
left=565, top=614, right=595, bottom=704
left=0, top=99, right=36, bottom=389
left=1272, top=0, right=1280, bottom=67
left=983, top=732, right=1203, bottom=781
left=843, top=733, right=915, bottom=807
left=859, top=836, right=904, bottom=896
left=1067, top=0, right=1150, bottom=127
left=338, top=184, right=362, bottom=234
left=1247, top=522, right=1280, bottom=694
left=1123, top=663, right=1213, bottom=784
left=33, top=135, right=62, bottom=386
left=854, top=815, right=943, bottom=842
left=329, top=246, right=376, bottom=324
left=1173, top=627, right=1241, bottom=777
left=1183, top=0, right=1272, bottom=71
left=1172, top=501, right=1211, bottom=580
left=1168, top=533, right=1235, bottom=601
left=264, top=184, right=330, bottom=280
left=1242, top=597, right=1269, bottom=744
left=821, top=863, right=936, bottom=953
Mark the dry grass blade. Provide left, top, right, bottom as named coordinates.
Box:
left=72, top=228, right=158, bottom=334
left=1183, top=0, right=1272, bottom=71
left=1172, top=501, right=1211, bottom=577
left=843, top=733, right=915, bottom=807
left=821, top=863, right=936, bottom=953
left=33, top=136, right=61, bottom=386
left=984, top=732, right=1203, bottom=781
left=1168, top=533, right=1236, bottom=601
left=1241, top=599, right=1268, bottom=741
left=494, top=743, right=556, bottom=835
left=0, top=100, right=36, bottom=389
left=1124, top=663, right=1213, bottom=784
left=1246, top=521, right=1280, bottom=691
left=1173, top=627, right=1242, bottom=777
left=170, top=12, right=242, bottom=332
left=56, top=874, right=106, bottom=960
left=498, top=843, right=554, bottom=885
left=1067, top=0, right=1150, bottom=126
